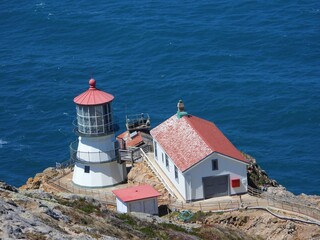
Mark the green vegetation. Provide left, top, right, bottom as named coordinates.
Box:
left=73, top=199, right=98, bottom=214
left=115, top=213, right=203, bottom=239
left=215, top=211, right=224, bottom=215
left=159, top=222, right=188, bottom=233
left=140, top=226, right=156, bottom=237
left=116, top=213, right=137, bottom=226
left=186, top=210, right=207, bottom=223
left=25, top=232, right=47, bottom=240
left=56, top=197, right=100, bottom=214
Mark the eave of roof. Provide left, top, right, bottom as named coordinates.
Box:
left=112, top=185, right=161, bottom=202
left=73, top=79, right=114, bottom=105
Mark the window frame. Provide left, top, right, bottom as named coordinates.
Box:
left=174, top=165, right=179, bottom=182
left=212, top=159, right=218, bottom=171
left=84, top=165, right=90, bottom=173
left=154, top=142, right=158, bottom=159
left=165, top=154, right=169, bottom=171
left=76, top=103, right=113, bottom=134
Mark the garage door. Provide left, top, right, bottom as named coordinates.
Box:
left=203, top=175, right=229, bottom=198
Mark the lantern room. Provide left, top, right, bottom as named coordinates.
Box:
left=73, top=79, right=115, bottom=136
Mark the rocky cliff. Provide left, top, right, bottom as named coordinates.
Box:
left=2, top=180, right=259, bottom=239
left=9, top=154, right=320, bottom=239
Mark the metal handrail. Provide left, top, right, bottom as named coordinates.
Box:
left=140, top=148, right=180, bottom=200
left=247, top=186, right=320, bottom=220
left=70, top=140, right=119, bottom=164
left=126, top=113, right=150, bottom=130
left=119, top=148, right=141, bottom=161
left=247, top=186, right=262, bottom=197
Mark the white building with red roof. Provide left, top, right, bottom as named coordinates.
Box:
left=112, top=185, right=161, bottom=215
left=150, top=100, right=249, bottom=201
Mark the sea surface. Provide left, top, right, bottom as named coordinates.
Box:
left=0, top=1, right=319, bottom=195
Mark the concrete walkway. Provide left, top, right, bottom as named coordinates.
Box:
left=51, top=171, right=130, bottom=204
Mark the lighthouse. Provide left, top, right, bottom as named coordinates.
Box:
left=71, top=79, right=127, bottom=187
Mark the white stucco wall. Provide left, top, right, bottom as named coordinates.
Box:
left=153, top=140, right=186, bottom=199
left=185, top=152, right=247, bottom=200
left=72, top=161, right=126, bottom=187
left=77, top=134, right=117, bottom=163
left=153, top=140, right=247, bottom=201
left=116, top=198, right=128, bottom=213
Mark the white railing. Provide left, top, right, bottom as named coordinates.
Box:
left=247, top=186, right=320, bottom=221
left=70, top=140, right=119, bottom=164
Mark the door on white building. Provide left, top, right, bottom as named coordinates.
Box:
left=203, top=175, right=229, bottom=198
left=143, top=199, right=156, bottom=214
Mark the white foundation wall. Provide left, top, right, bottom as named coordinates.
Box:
left=72, top=161, right=126, bottom=187
left=77, top=134, right=117, bottom=163
left=153, top=140, right=186, bottom=200
left=185, top=152, right=248, bottom=200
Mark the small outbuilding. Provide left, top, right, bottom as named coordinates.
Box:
left=112, top=185, right=161, bottom=215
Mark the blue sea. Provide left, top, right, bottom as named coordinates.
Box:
left=0, top=1, right=319, bottom=195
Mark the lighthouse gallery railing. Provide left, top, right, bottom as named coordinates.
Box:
left=69, top=140, right=120, bottom=164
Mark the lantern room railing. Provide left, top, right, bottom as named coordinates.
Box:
left=69, top=140, right=120, bottom=164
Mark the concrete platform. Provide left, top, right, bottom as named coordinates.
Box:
left=52, top=171, right=131, bottom=204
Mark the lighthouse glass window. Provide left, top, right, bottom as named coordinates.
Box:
left=76, top=105, right=112, bottom=134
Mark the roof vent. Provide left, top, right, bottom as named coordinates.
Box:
left=177, top=100, right=188, bottom=119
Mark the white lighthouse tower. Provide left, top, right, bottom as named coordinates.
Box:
left=71, top=79, right=127, bottom=187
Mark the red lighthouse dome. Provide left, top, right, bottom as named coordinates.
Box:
left=73, top=78, right=114, bottom=105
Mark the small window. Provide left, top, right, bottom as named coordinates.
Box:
left=84, top=166, right=90, bottom=173
left=212, top=159, right=218, bottom=171
left=162, top=153, right=164, bottom=163
left=174, top=165, right=179, bottom=181
left=154, top=142, right=158, bottom=159
left=165, top=154, right=169, bottom=170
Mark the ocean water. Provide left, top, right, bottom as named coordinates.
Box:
left=0, top=1, right=319, bottom=195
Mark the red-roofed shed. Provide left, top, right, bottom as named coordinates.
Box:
left=112, top=185, right=160, bottom=215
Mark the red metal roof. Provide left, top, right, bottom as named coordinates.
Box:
left=112, top=185, right=161, bottom=202
left=150, top=114, right=248, bottom=172
left=73, top=79, right=114, bottom=105
left=116, top=131, right=144, bottom=148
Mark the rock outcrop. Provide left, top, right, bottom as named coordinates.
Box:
left=198, top=210, right=320, bottom=240
left=11, top=155, right=320, bottom=240
left=20, top=167, right=60, bottom=191
left=244, top=153, right=279, bottom=189
left=127, top=161, right=171, bottom=204
left=2, top=181, right=260, bottom=239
